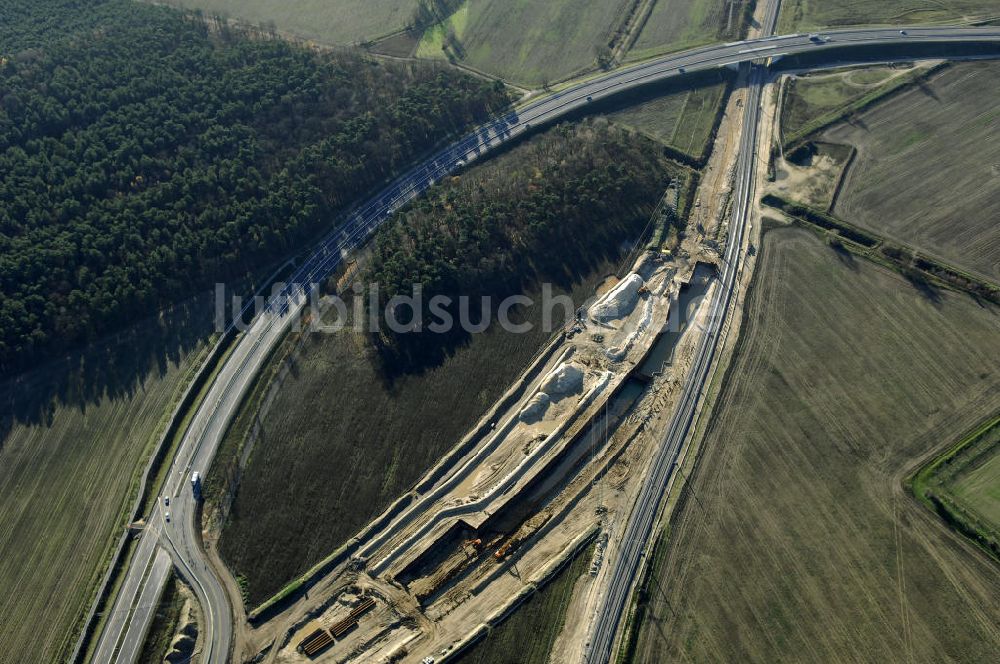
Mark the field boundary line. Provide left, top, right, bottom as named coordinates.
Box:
left=906, top=411, right=1000, bottom=562
left=761, top=194, right=1000, bottom=300
left=824, top=142, right=857, bottom=212
left=780, top=61, right=950, bottom=151
left=614, top=0, right=659, bottom=64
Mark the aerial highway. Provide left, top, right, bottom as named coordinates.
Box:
left=89, top=287, right=304, bottom=664
left=86, top=22, right=1000, bottom=664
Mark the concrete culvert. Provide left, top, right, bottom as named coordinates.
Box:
left=174, top=634, right=195, bottom=650
left=166, top=634, right=195, bottom=663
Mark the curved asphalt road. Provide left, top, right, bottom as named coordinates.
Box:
left=89, top=23, right=1000, bottom=664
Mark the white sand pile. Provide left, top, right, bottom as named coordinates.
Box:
left=590, top=273, right=644, bottom=323
left=519, top=393, right=551, bottom=423
left=540, top=362, right=585, bottom=397
left=520, top=363, right=584, bottom=422
left=606, top=297, right=655, bottom=361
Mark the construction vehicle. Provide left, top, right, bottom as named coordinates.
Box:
left=494, top=513, right=552, bottom=560
left=494, top=538, right=515, bottom=560
left=462, top=538, right=484, bottom=557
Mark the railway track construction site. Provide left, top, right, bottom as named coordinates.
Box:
left=259, top=247, right=723, bottom=663
left=82, top=14, right=1000, bottom=662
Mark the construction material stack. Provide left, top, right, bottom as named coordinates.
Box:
left=296, top=597, right=377, bottom=657
left=298, top=628, right=333, bottom=657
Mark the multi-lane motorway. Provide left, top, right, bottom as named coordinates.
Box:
left=88, top=22, right=1000, bottom=664
left=90, top=288, right=304, bottom=664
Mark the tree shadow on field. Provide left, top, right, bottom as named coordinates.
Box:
left=846, top=113, right=869, bottom=131
left=0, top=289, right=218, bottom=448
left=827, top=240, right=859, bottom=271
left=367, top=248, right=613, bottom=387
left=916, top=77, right=940, bottom=102
left=904, top=271, right=943, bottom=306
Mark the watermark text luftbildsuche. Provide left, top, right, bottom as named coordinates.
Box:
left=216, top=281, right=706, bottom=336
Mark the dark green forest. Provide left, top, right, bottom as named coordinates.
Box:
left=0, top=0, right=508, bottom=375
left=216, top=122, right=673, bottom=607
left=365, top=120, right=671, bottom=372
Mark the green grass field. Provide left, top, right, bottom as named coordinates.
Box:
left=415, top=1, right=471, bottom=58
left=778, top=0, right=999, bottom=32
left=630, top=227, right=1000, bottom=662
left=455, top=543, right=593, bottom=664
left=823, top=62, right=1000, bottom=282
left=912, top=416, right=1000, bottom=558
left=779, top=64, right=922, bottom=147
left=415, top=0, right=633, bottom=85
left=607, top=78, right=727, bottom=160
left=628, top=0, right=740, bottom=61
left=0, top=312, right=210, bottom=664
left=163, top=0, right=418, bottom=44
left=953, top=449, right=1000, bottom=530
